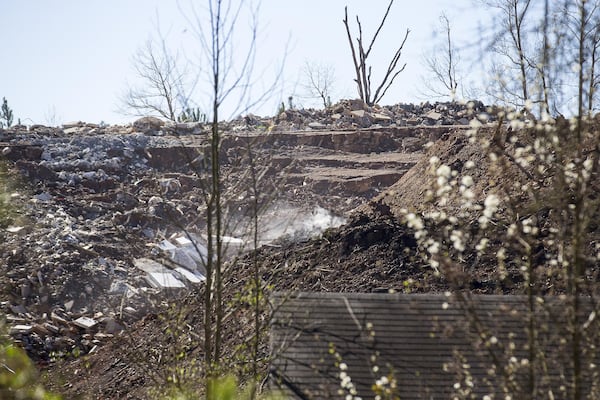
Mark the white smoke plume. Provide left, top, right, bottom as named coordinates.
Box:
left=258, top=204, right=346, bottom=244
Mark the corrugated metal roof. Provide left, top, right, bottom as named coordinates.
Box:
left=270, top=292, right=600, bottom=399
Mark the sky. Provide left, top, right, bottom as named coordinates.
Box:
left=0, top=1, right=490, bottom=125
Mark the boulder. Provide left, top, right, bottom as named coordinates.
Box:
left=133, top=116, right=165, bottom=133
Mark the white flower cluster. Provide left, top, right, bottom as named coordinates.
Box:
left=372, top=373, right=398, bottom=400
left=405, top=212, right=426, bottom=239
left=436, top=164, right=453, bottom=198
left=450, top=230, right=465, bottom=252
left=478, top=194, right=500, bottom=228
left=338, top=362, right=361, bottom=400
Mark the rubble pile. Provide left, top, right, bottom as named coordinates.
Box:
left=251, top=99, right=491, bottom=131
left=0, top=100, right=480, bottom=364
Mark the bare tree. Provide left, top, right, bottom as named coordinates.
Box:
left=557, top=0, right=600, bottom=113
left=422, top=13, right=460, bottom=100
left=121, top=36, right=195, bottom=121
left=177, top=1, right=284, bottom=397
left=302, top=61, right=336, bottom=108
left=342, top=0, right=410, bottom=106
left=482, top=0, right=537, bottom=109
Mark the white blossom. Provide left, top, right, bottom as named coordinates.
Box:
left=483, top=194, right=500, bottom=218
left=461, top=175, right=474, bottom=187
left=436, top=164, right=451, bottom=179
left=406, top=213, right=424, bottom=231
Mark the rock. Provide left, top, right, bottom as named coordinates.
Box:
left=10, top=325, right=33, bottom=334
left=51, top=312, right=69, bottom=326
left=62, top=121, right=83, bottom=129
left=20, top=283, right=31, bottom=298
left=103, top=319, right=124, bottom=334
left=10, top=304, right=27, bottom=315
left=406, top=117, right=420, bottom=126
left=372, top=113, right=392, bottom=122
left=348, top=99, right=368, bottom=110
left=133, top=116, right=165, bottom=133
left=308, top=122, right=326, bottom=130
left=64, top=300, right=75, bottom=312
left=34, top=192, right=52, bottom=202
left=350, top=110, right=367, bottom=118
left=64, top=127, right=83, bottom=134
left=425, top=110, right=442, bottom=121
left=32, top=323, right=51, bottom=336
left=350, top=110, right=373, bottom=128
left=73, top=316, right=98, bottom=329
left=43, top=323, right=60, bottom=334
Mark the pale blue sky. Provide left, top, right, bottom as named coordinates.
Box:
left=1, top=1, right=488, bottom=125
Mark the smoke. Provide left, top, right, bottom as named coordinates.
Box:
left=258, top=204, right=346, bottom=244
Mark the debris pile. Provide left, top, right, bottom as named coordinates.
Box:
left=0, top=100, right=479, bottom=365
left=249, top=99, right=490, bottom=131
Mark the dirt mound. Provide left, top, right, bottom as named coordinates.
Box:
left=356, top=128, right=494, bottom=218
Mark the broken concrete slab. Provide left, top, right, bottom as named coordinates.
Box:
left=174, top=236, right=192, bottom=246
left=133, top=258, right=169, bottom=273
left=145, top=271, right=185, bottom=289
left=425, top=110, right=442, bottom=121
left=170, top=248, right=198, bottom=271
left=73, top=316, right=98, bottom=329
left=174, top=267, right=205, bottom=284
left=372, top=113, right=392, bottom=121
left=158, top=239, right=178, bottom=251
left=157, top=234, right=209, bottom=273
left=350, top=110, right=368, bottom=118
